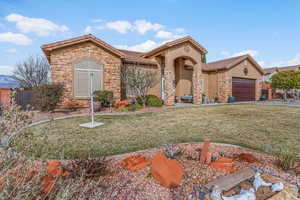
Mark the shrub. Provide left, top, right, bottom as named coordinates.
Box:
left=116, top=104, right=142, bottom=112
left=33, top=84, right=64, bottom=112
left=0, top=92, right=32, bottom=139
left=276, top=151, right=300, bottom=171
left=62, top=100, right=83, bottom=112
left=65, top=157, right=107, bottom=178
left=114, top=100, right=130, bottom=108
left=93, top=90, right=113, bottom=107
left=136, top=95, right=163, bottom=107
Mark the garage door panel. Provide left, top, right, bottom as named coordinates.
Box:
left=232, top=77, right=255, bottom=101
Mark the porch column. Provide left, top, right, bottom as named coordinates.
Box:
left=164, top=56, right=175, bottom=106
left=193, top=63, right=202, bottom=104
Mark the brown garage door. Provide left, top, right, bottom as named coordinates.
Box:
left=232, top=77, right=255, bottom=101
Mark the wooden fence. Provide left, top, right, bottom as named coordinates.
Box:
left=15, top=89, right=33, bottom=109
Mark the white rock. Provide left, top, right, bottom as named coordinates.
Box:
left=253, top=172, right=272, bottom=191
left=271, top=182, right=284, bottom=192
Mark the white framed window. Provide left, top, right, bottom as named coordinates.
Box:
left=74, top=59, right=103, bottom=98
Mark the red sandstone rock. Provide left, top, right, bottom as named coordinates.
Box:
left=200, top=139, right=211, bottom=164
left=210, top=157, right=236, bottom=173
left=235, top=153, right=258, bottom=163
left=121, top=154, right=149, bottom=171
left=151, top=152, right=183, bottom=188
left=42, top=161, right=70, bottom=195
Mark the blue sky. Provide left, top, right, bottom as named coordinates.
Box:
left=1, top=0, right=300, bottom=75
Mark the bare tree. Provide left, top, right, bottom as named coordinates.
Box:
left=121, top=65, right=158, bottom=107
left=12, top=55, right=50, bottom=88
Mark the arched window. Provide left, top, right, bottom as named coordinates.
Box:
left=74, top=59, right=103, bottom=98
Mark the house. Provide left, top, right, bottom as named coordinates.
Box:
left=262, top=65, right=300, bottom=82
left=0, top=88, right=12, bottom=108
left=41, top=34, right=263, bottom=106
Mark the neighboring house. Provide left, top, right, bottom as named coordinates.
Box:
left=263, top=65, right=300, bottom=97
left=41, top=34, right=263, bottom=106
left=262, top=65, right=300, bottom=82
left=0, top=88, right=12, bottom=107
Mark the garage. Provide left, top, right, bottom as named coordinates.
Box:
left=232, top=77, right=256, bottom=101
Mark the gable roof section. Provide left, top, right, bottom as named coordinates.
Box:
left=143, top=36, right=208, bottom=58
left=41, top=34, right=126, bottom=61
left=263, top=65, right=300, bottom=75
left=263, top=67, right=278, bottom=75
left=203, top=54, right=264, bottom=75
left=118, top=49, right=157, bottom=65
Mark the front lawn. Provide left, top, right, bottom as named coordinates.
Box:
left=10, top=105, right=300, bottom=159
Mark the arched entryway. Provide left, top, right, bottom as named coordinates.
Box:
left=174, top=57, right=196, bottom=103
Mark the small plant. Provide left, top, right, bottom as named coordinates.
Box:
left=65, top=157, right=107, bottom=178
left=164, top=144, right=182, bottom=159
left=62, top=100, right=83, bottom=112
left=33, top=84, right=64, bottom=112
left=0, top=92, right=32, bottom=139
left=93, top=90, right=113, bottom=107
left=276, top=151, right=300, bottom=171
left=136, top=95, right=163, bottom=107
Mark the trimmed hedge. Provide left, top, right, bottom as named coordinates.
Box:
left=93, top=90, right=113, bottom=107
left=33, top=84, right=64, bottom=112
left=137, top=95, right=164, bottom=107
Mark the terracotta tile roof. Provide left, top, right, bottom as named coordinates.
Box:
left=203, top=54, right=264, bottom=74
left=277, top=65, right=300, bottom=72
left=263, top=67, right=278, bottom=74
left=263, top=65, right=300, bottom=74
left=143, top=36, right=208, bottom=58
left=118, top=49, right=157, bottom=65
left=41, top=34, right=125, bottom=60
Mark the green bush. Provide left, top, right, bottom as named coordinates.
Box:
left=136, top=95, right=163, bottom=107
left=116, top=104, right=143, bottom=112
left=33, top=84, right=64, bottom=112
left=93, top=90, right=113, bottom=107
left=146, top=95, right=164, bottom=107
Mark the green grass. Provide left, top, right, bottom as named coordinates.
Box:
left=10, top=105, right=300, bottom=159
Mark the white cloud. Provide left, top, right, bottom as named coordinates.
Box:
left=134, top=20, right=163, bottom=34
left=258, top=61, right=265, bottom=67
left=174, top=28, right=185, bottom=33
left=232, top=50, right=258, bottom=57
left=116, top=40, right=161, bottom=52
left=5, top=13, right=69, bottom=36
left=271, top=53, right=300, bottom=67
left=101, top=20, right=132, bottom=34
left=0, top=32, right=32, bottom=45
left=155, top=30, right=184, bottom=40
left=84, top=26, right=93, bottom=34
left=0, top=65, right=14, bottom=75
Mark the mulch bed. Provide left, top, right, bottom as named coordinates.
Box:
left=94, top=143, right=300, bottom=200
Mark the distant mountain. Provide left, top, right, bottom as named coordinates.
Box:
left=0, top=75, right=18, bottom=88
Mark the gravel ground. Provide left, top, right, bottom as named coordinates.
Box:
left=95, top=143, right=300, bottom=200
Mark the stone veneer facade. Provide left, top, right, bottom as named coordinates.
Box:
left=50, top=41, right=122, bottom=107
left=44, top=35, right=263, bottom=107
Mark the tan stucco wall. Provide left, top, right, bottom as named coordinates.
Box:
left=228, top=59, right=262, bottom=101
left=50, top=41, right=122, bottom=107
left=175, top=58, right=193, bottom=100
left=205, top=59, right=262, bottom=102
left=162, top=42, right=204, bottom=105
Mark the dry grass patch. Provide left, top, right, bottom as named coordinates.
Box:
left=10, top=105, right=300, bottom=159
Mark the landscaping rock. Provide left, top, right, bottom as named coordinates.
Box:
left=200, top=139, right=211, bottom=164
left=120, top=154, right=149, bottom=171
left=151, top=152, right=183, bottom=188
left=235, top=153, right=258, bottom=163
left=210, top=157, right=236, bottom=173
left=42, top=161, right=69, bottom=195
